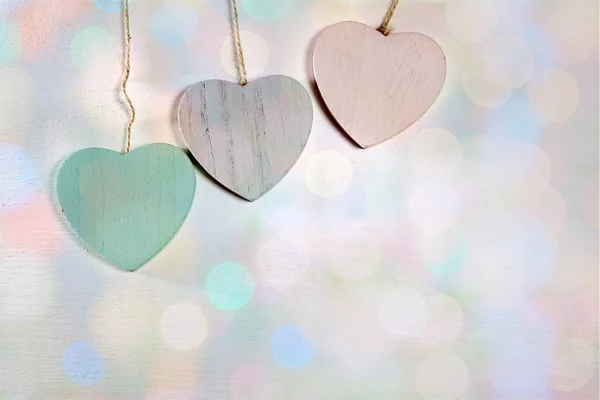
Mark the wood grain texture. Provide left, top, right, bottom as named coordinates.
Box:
left=313, top=21, right=446, bottom=148
left=56, top=144, right=196, bottom=271
left=177, top=76, right=313, bottom=201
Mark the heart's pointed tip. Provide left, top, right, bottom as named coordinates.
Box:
left=120, top=265, right=144, bottom=272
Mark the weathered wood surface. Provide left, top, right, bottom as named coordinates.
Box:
left=313, top=21, right=446, bottom=148
left=177, top=75, right=313, bottom=201
left=56, top=143, right=196, bottom=271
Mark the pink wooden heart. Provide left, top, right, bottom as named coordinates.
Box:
left=313, top=21, right=446, bottom=148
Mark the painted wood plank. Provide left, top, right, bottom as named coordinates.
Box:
left=177, top=75, right=313, bottom=201
left=313, top=21, right=447, bottom=148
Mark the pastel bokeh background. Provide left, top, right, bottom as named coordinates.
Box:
left=0, top=0, right=598, bottom=399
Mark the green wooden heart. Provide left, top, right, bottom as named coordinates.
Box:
left=56, top=143, right=196, bottom=271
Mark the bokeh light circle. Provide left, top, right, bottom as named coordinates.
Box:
left=521, top=186, right=567, bottom=236
left=482, top=36, right=534, bottom=89
left=152, top=2, right=199, bottom=47
left=462, top=136, right=552, bottom=200
left=304, top=150, right=353, bottom=198
left=462, top=58, right=511, bottom=108
left=549, top=339, right=596, bottom=392
left=90, top=281, right=158, bottom=357
left=528, top=68, right=579, bottom=123
left=270, top=325, right=313, bottom=369
left=377, top=288, right=428, bottom=340
left=418, top=232, right=468, bottom=276
left=253, top=235, right=310, bottom=290
left=0, top=20, right=20, bottom=65
left=93, top=0, right=120, bottom=13
left=543, top=3, right=598, bottom=66
left=445, top=1, right=499, bottom=43
left=70, top=27, right=111, bottom=70
left=221, top=31, right=269, bottom=77
left=417, top=352, right=469, bottom=400
left=62, top=341, right=104, bottom=386
left=409, top=128, right=462, bottom=178
left=0, top=144, right=38, bottom=214
left=311, top=0, right=362, bottom=31
left=242, top=0, right=293, bottom=22
left=326, top=220, right=381, bottom=280
left=420, top=295, right=464, bottom=346
left=229, top=363, right=269, bottom=400
left=410, top=181, right=461, bottom=233
left=205, top=262, right=254, bottom=310
left=161, top=302, right=208, bottom=350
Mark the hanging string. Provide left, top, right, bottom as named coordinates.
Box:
left=228, top=0, right=248, bottom=86
left=121, top=0, right=136, bottom=153
left=378, top=0, right=401, bottom=36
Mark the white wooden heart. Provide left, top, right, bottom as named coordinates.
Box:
left=313, top=21, right=446, bottom=148
left=178, top=76, right=313, bottom=201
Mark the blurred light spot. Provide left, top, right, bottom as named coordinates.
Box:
left=0, top=20, right=20, bottom=64
left=205, top=262, right=254, bottom=310
left=243, top=0, right=293, bottom=22
left=476, top=306, right=556, bottom=397
left=152, top=2, right=198, bottom=47
left=0, top=144, right=38, bottom=214
left=549, top=339, right=596, bottom=392
left=543, top=2, right=598, bottom=65
left=528, top=68, right=579, bottom=123
left=417, top=352, right=469, bottom=400
left=410, top=128, right=462, bottom=178
left=229, top=363, right=268, bottom=400
left=521, top=186, right=567, bottom=236
left=482, top=36, right=534, bottom=89
left=377, top=288, right=428, bottom=339
left=311, top=0, right=362, bottom=31
left=221, top=31, right=268, bottom=77
left=90, top=281, right=158, bottom=357
left=0, top=252, right=56, bottom=322
left=270, top=325, right=312, bottom=368
left=161, top=302, right=208, bottom=350
left=462, top=136, right=551, bottom=200
left=524, top=26, right=558, bottom=70
left=94, top=0, right=120, bottom=13
left=253, top=234, right=310, bottom=290
left=490, top=342, right=552, bottom=397
left=326, top=220, right=380, bottom=280
left=70, top=27, right=111, bottom=70
left=420, top=295, right=464, bottom=346
left=62, top=341, right=104, bottom=386
left=445, top=2, right=499, bottom=43
left=420, top=234, right=468, bottom=276
left=457, top=213, right=556, bottom=309
left=462, top=58, right=511, bottom=108
left=485, top=93, right=543, bottom=143
left=410, top=181, right=460, bottom=233
left=304, top=150, right=353, bottom=198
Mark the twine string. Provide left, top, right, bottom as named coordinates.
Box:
left=229, top=0, right=248, bottom=86
left=121, top=0, right=136, bottom=153
left=378, top=0, right=401, bottom=36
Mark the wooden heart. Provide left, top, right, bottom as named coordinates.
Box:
left=177, top=75, right=313, bottom=201
left=313, top=21, right=446, bottom=148
left=56, top=144, right=196, bottom=271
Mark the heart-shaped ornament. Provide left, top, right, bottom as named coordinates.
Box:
left=177, top=75, right=313, bottom=201
left=56, top=143, right=196, bottom=271
left=313, top=21, right=446, bottom=148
